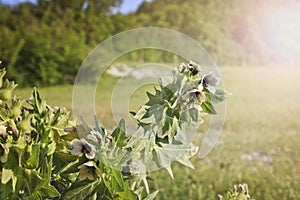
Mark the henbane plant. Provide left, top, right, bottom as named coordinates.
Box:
left=0, top=61, right=233, bottom=199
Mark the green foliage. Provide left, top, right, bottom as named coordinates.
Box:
left=0, top=60, right=228, bottom=199
left=65, top=61, right=227, bottom=199
left=1, top=0, right=299, bottom=86
left=0, top=68, right=74, bottom=199
left=6, top=67, right=300, bottom=199
left=0, top=1, right=118, bottom=86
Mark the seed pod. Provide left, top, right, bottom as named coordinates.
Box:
left=0, top=89, right=12, bottom=102
left=11, top=106, right=21, bottom=118
left=177, top=63, right=187, bottom=73
left=17, top=119, right=31, bottom=132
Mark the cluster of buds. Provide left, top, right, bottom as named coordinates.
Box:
left=69, top=129, right=114, bottom=181
left=176, top=60, right=201, bottom=76
left=176, top=61, right=221, bottom=112
left=218, top=183, right=252, bottom=200
left=0, top=69, right=17, bottom=103
left=191, top=71, right=220, bottom=106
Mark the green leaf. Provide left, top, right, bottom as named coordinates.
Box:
left=102, top=177, right=113, bottom=195
left=1, top=167, right=14, bottom=184
left=62, top=179, right=101, bottom=199
left=145, top=91, right=164, bottom=106
left=94, top=115, right=105, bottom=136
left=209, top=88, right=229, bottom=103
left=0, top=107, right=10, bottom=121
left=154, top=144, right=191, bottom=170
left=146, top=104, right=165, bottom=123
left=162, top=84, right=177, bottom=99
left=177, top=155, right=195, bottom=169
left=134, top=106, right=148, bottom=121
left=50, top=108, right=61, bottom=126
left=1, top=149, right=19, bottom=191
left=25, top=144, right=40, bottom=169
left=144, top=190, right=159, bottom=200
left=31, top=183, right=60, bottom=199
left=188, top=108, right=200, bottom=122
left=134, top=186, right=144, bottom=199
left=28, top=192, right=42, bottom=200
left=111, top=168, right=124, bottom=189
left=111, top=119, right=126, bottom=147
left=165, top=165, right=174, bottom=179
left=201, top=100, right=217, bottom=114
left=142, top=176, right=149, bottom=194
left=45, top=141, right=56, bottom=156
left=40, top=156, right=52, bottom=181
left=31, top=88, right=47, bottom=115
left=118, top=185, right=137, bottom=200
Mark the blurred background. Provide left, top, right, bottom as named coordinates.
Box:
left=1, top=0, right=300, bottom=86
left=1, top=0, right=300, bottom=199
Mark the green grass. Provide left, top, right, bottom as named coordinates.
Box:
left=14, top=67, right=300, bottom=199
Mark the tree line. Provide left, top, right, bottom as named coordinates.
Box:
left=0, top=0, right=299, bottom=86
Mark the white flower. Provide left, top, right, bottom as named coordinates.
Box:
left=201, top=71, right=220, bottom=94
left=195, top=90, right=206, bottom=104
left=184, top=87, right=206, bottom=105
left=70, top=139, right=95, bottom=159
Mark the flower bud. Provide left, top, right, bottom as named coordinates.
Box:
left=11, top=97, right=22, bottom=118
left=0, top=89, right=12, bottom=102
left=0, top=124, right=7, bottom=139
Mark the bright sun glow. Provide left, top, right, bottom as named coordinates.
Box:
left=264, top=6, right=300, bottom=64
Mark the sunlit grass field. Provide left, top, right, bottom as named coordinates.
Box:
left=15, top=67, right=300, bottom=199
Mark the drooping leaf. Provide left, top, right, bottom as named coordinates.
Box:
left=201, top=100, right=217, bottom=114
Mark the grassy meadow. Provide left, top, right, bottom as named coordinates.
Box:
left=15, top=67, right=300, bottom=199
